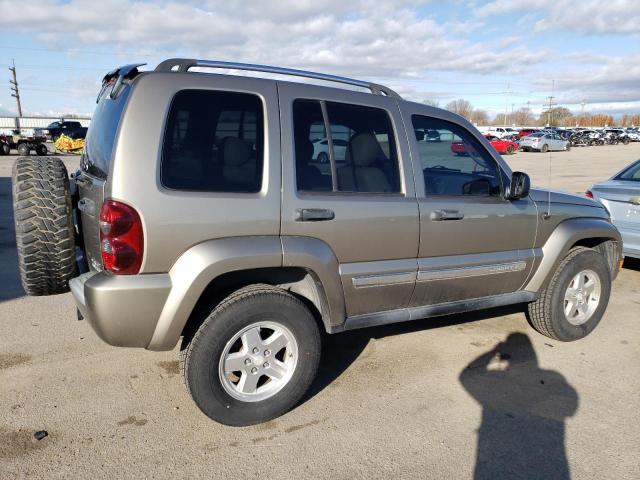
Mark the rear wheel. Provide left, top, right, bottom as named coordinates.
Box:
left=541, top=144, right=549, bottom=153
left=12, top=157, right=76, bottom=295
left=181, top=285, right=321, bottom=426
left=17, top=143, right=30, bottom=156
left=317, top=152, right=329, bottom=164
left=527, top=247, right=611, bottom=341
left=0, top=142, right=9, bottom=155
left=35, top=144, right=48, bottom=156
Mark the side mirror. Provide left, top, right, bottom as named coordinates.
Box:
left=506, top=171, right=530, bottom=200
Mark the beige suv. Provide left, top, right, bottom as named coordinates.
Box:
left=12, top=59, right=622, bottom=426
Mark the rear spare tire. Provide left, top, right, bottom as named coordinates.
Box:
left=12, top=157, right=76, bottom=295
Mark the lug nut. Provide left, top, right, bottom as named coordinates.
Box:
left=251, top=367, right=258, bottom=374
left=263, top=362, right=270, bottom=368
left=252, top=347, right=259, bottom=354
left=244, top=358, right=251, bottom=365
left=264, top=350, right=271, bottom=356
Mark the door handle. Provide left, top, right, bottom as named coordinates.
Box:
left=295, top=208, right=335, bottom=222
left=430, top=209, right=464, bottom=221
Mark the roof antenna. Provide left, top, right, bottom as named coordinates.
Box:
left=543, top=80, right=555, bottom=220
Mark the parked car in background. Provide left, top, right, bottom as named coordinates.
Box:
left=517, top=128, right=538, bottom=138
left=485, top=126, right=518, bottom=138
left=520, top=132, right=570, bottom=152
left=312, top=137, right=348, bottom=163
left=624, top=128, right=639, bottom=141
left=41, top=120, right=83, bottom=141
left=588, top=159, right=640, bottom=259
left=484, top=134, right=519, bottom=154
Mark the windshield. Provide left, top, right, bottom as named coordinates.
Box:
left=615, top=161, right=640, bottom=182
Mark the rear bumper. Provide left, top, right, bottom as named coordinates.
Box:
left=70, top=271, right=171, bottom=348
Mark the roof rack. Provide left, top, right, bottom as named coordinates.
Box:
left=155, top=58, right=402, bottom=100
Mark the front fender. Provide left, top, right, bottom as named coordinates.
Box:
left=524, top=217, right=622, bottom=292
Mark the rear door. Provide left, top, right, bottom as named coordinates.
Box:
left=400, top=104, right=538, bottom=306
left=77, top=83, right=133, bottom=271
left=279, top=83, right=419, bottom=318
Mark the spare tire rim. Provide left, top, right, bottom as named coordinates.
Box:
left=218, top=321, right=298, bottom=402
left=564, top=269, right=601, bottom=326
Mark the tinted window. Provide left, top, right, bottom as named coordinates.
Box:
left=293, top=100, right=332, bottom=192
left=82, top=84, right=132, bottom=179
left=615, top=161, right=640, bottom=181
left=161, top=90, right=264, bottom=193
left=412, top=115, right=502, bottom=197
left=294, top=100, right=400, bottom=194
left=327, top=102, right=400, bottom=193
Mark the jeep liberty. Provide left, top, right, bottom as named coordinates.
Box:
left=11, top=59, right=622, bottom=426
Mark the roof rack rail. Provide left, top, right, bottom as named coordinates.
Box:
left=155, top=58, right=402, bottom=100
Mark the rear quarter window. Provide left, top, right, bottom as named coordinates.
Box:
left=161, top=90, right=264, bottom=193
left=82, top=84, right=132, bottom=179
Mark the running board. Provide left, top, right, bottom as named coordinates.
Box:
left=329, top=291, right=538, bottom=333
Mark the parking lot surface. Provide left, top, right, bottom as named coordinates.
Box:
left=1, top=144, right=639, bottom=479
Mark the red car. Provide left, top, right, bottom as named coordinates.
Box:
left=484, top=135, right=518, bottom=154
left=516, top=128, right=538, bottom=139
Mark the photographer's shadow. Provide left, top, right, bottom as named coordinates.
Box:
left=460, top=333, right=578, bottom=480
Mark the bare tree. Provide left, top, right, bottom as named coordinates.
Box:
left=469, top=109, right=489, bottom=125
left=511, top=108, right=535, bottom=126
left=445, top=99, right=474, bottom=120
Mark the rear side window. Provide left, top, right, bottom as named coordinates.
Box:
left=82, top=84, right=131, bottom=179
left=161, top=90, right=264, bottom=193
left=293, top=99, right=400, bottom=194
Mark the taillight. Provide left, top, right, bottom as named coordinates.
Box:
left=585, top=190, right=594, bottom=199
left=99, top=200, right=143, bottom=274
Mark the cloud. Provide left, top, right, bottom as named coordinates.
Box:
left=0, top=0, right=544, bottom=80
left=477, top=0, right=640, bottom=35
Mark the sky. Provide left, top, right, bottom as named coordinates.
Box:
left=0, top=0, right=638, bottom=119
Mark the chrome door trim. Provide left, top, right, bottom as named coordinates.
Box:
left=352, top=271, right=416, bottom=288
left=417, top=260, right=527, bottom=282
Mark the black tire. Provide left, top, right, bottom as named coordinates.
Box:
left=11, top=157, right=76, bottom=295
left=17, top=143, right=30, bottom=156
left=565, top=143, right=571, bottom=151
left=541, top=144, right=548, bottom=153
left=0, top=142, right=9, bottom=155
left=622, top=138, right=629, bottom=145
left=35, top=144, right=48, bottom=156
left=181, top=284, right=321, bottom=426
left=506, top=145, right=514, bottom=155
left=317, top=152, right=329, bottom=164
left=527, top=247, right=611, bottom=342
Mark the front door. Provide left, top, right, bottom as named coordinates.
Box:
left=279, top=83, right=419, bottom=318
left=401, top=105, right=538, bottom=307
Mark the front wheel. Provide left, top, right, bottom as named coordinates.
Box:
left=17, top=143, right=30, bottom=156
left=541, top=144, right=549, bottom=153
left=506, top=145, right=515, bottom=155
left=527, top=247, right=611, bottom=341
left=181, top=285, right=321, bottom=426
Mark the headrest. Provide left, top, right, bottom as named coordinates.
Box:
left=347, top=133, right=384, bottom=167
left=221, top=137, right=251, bottom=166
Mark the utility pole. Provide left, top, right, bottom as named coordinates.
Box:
left=503, top=83, right=512, bottom=127
left=9, top=59, right=22, bottom=117
left=545, top=95, right=555, bottom=127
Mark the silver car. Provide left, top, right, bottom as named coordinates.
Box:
left=589, top=159, right=640, bottom=259
left=520, top=132, right=570, bottom=152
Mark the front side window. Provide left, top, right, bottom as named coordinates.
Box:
left=161, top=90, right=264, bottom=193
left=412, top=115, right=502, bottom=197
left=293, top=99, right=401, bottom=194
